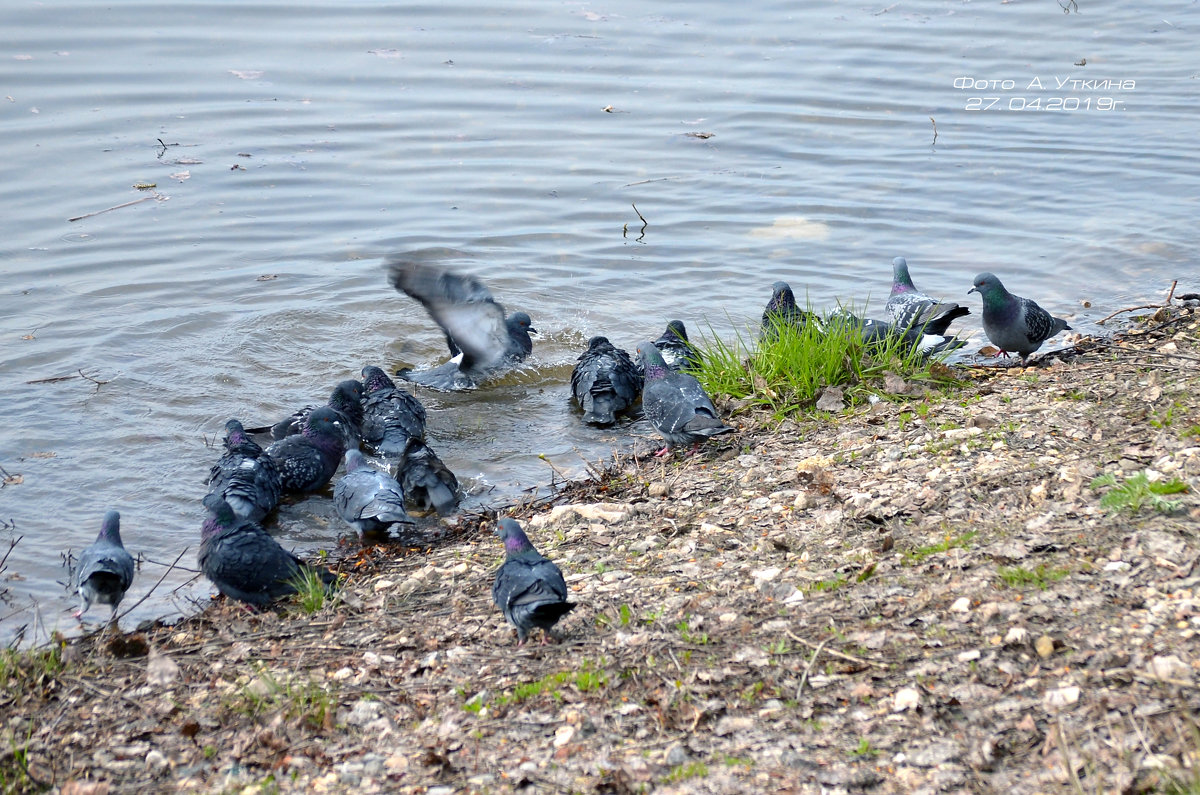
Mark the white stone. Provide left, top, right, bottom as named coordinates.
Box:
left=893, top=687, right=920, bottom=712
left=949, top=597, right=971, bottom=613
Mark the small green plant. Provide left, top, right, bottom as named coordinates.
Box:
left=594, top=561, right=611, bottom=575
left=850, top=738, right=880, bottom=758
left=903, top=530, right=978, bottom=565
left=1090, top=470, right=1189, bottom=514
left=803, top=574, right=847, bottom=594
left=619, top=604, right=632, bottom=626
left=662, top=761, right=709, bottom=783
left=230, top=666, right=337, bottom=729
left=766, top=638, right=791, bottom=655
left=676, top=617, right=710, bottom=645
left=288, top=567, right=334, bottom=615
left=997, top=563, right=1069, bottom=590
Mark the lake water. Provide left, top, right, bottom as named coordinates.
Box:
left=2, top=0, right=1196, bottom=644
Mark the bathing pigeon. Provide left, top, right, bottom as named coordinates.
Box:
left=829, top=309, right=965, bottom=359
left=205, top=418, right=282, bottom=523
left=761, top=281, right=819, bottom=339
left=360, top=365, right=427, bottom=455
left=885, top=257, right=970, bottom=334
left=333, top=450, right=415, bottom=539
left=570, top=336, right=643, bottom=426
left=636, top=341, right=734, bottom=456
left=396, top=436, right=459, bottom=516
left=654, top=320, right=701, bottom=372
left=969, top=272, right=1072, bottom=363
left=264, top=406, right=347, bottom=494
left=73, top=510, right=135, bottom=621
left=491, top=518, right=575, bottom=644
left=198, top=493, right=336, bottom=607
left=263, top=380, right=364, bottom=450
left=387, top=260, right=536, bottom=390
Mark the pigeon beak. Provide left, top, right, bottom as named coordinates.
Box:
left=967, top=287, right=978, bottom=295
left=528, top=326, right=538, bottom=335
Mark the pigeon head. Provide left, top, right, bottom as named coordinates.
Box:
left=201, top=493, right=238, bottom=539
left=495, top=518, right=538, bottom=555
left=223, top=418, right=249, bottom=444
left=768, top=281, right=798, bottom=311
left=587, top=336, right=612, bottom=351
left=98, top=510, right=122, bottom=545
left=663, top=320, right=689, bottom=342
left=343, top=448, right=369, bottom=473
left=508, top=312, right=536, bottom=335
left=330, top=380, right=365, bottom=411
left=303, top=407, right=344, bottom=441
left=968, top=272, right=1010, bottom=306
left=360, top=366, right=396, bottom=394
left=635, top=341, right=669, bottom=380
left=891, top=257, right=916, bottom=292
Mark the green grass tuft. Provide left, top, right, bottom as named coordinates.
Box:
left=997, top=563, right=1069, bottom=590
left=1089, top=470, right=1189, bottom=515
left=288, top=566, right=334, bottom=615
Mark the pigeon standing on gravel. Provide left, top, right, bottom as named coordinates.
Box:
left=205, top=418, right=282, bottom=523
left=265, top=406, right=347, bottom=494
left=491, top=518, right=576, bottom=645
left=570, top=336, right=643, bottom=426
left=396, top=436, right=459, bottom=516
left=636, top=341, right=734, bottom=456
left=198, top=493, right=336, bottom=607
left=73, top=510, right=135, bottom=621
left=968, top=272, right=1072, bottom=363
left=333, top=450, right=415, bottom=539
left=885, top=257, right=970, bottom=334
left=359, top=365, right=427, bottom=455
left=262, top=380, right=364, bottom=450
left=387, top=260, right=536, bottom=390
left=653, top=320, right=701, bottom=372
left=761, top=281, right=818, bottom=339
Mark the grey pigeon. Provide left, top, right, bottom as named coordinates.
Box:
left=261, top=380, right=364, bottom=450
left=333, top=450, right=415, bottom=539
left=264, top=406, right=347, bottom=494
left=360, top=365, right=427, bottom=455
left=654, top=320, right=701, bottom=372
left=198, top=493, right=336, bottom=607
left=396, top=436, right=459, bottom=516
left=761, top=281, right=819, bottom=339
left=491, top=518, right=575, bottom=645
left=73, top=510, right=135, bottom=621
left=969, top=272, right=1072, bottom=363
left=205, top=418, right=282, bottom=523
left=636, top=341, right=734, bottom=456
left=570, top=336, right=643, bottom=426
left=387, top=260, right=536, bottom=390
left=829, top=309, right=965, bottom=359
left=885, top=257, right=971, bottom=334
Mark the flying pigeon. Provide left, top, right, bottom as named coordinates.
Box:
left=829, top=309, right=965, bottom=359
left=396, top=436, right=459, bottom=516
left=969, top=272, right=1072, bottom=363
left=204, top=418, right=282, bottom=523
left=198, top=493, right=336, bottom=607
left=73, top=510, right=135, bottom=621
left=570, top=336, right=643, bottom=426
left=264, top=406, right=347, bottom=494
left=387, top=260, right=536, bottom=390
left=491, top=518, right=575, bottom=645
left=261, top=380, right=364, bottom=450
left=761, top=281, right=819, bottom=340
left=885, top=257, right=971, bottom=333
left=653, top=320, right=701, bottom=372
left=360, top=365, right=427, bottom=456
left=333, top=450, right=415, bottom=539
left=636, top=341, right=734, bottom=456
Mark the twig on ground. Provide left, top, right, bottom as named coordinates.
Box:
left=1096, top=280, right=1178, bottom=325
left=785, top=629, right=889, bottom=669
left=795, top=638, right=828, bottom=700
left=117, top=546, right=190, bottom=623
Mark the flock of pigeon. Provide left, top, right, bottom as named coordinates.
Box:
left=70, top=256, right=1071, bottom=644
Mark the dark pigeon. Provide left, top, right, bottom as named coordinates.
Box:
left=387, top=260, right=536, bottom=390
left=264, top=406, right=347, bottom=494
left=198, top=493, right=336, bottom=607
left=263, top=380, right=364, bottom=450
left=885, top=256, right=970, bottom=334
left=396, top=436, right=459, bottom=516
left=654, top=320, right=701, bottom=372
left=636, top=341, right=734, bottom=456
left=969, top=271, right=1072, bottom=363
left=204, top=418, right=282, bottom=523
left=360, top=365, right=427, bottom=455
left=828, top=309, right=965, bottom=359
left=761, top=281, right=819, bottom=339
left=73, top=510, right=135, bottom=621
left=333, top=450, right=415, bottom=539
left=570, top=336, right=643, bottom=426
left=491, top=518, right=575, bottom=645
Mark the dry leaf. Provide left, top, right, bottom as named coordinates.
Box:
left=147, top=647, right=181, bottom=688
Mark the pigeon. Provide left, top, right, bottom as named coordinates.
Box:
left=654, top=320, right=701, bottom=372
left=570, top=336, right=643, bottom=426
left=636, top=341, right=734, bottom=456
left=387, top=260, right=536, bottom=390
left=969, top=272, right=1072, bottom=363
left=359, top=365, right=427, bottom=455
left=829, top=309, right=965, bottom=359
left=204, top=418, right=282, bottom=523
left=198, top=493, right=336, bottom=607
left=396, top=436, right=459, bottom=516
left=885, top=257, right=971, bottom=334
left=73, top=510, right=135, bottom=621
left=333, top=450, right=415, bottom=539
left=262, top=380, right=364, bottom=450
left=491, top=518, right=575, bottom=645
left=264, top=406, right=347, bottom=494
left=761, top=281, right=819, bottom=339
